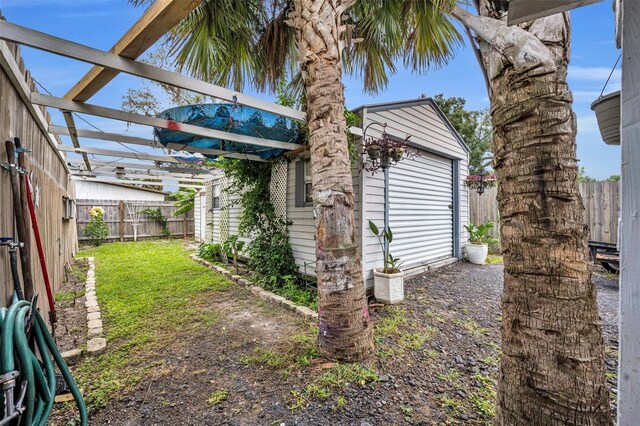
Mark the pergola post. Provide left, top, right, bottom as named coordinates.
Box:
left=618, top=0, right=640, bottom=423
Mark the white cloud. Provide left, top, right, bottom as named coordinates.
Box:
left=569, top=66, right=621, bottom=83
left=577, top=116, right=599, bottom=135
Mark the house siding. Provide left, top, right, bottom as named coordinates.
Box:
left=286, top=159, right=361, bottom=277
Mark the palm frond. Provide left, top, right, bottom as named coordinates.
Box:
left=344, top=0, right=403, bottom=94
left=401, top=0, right=463, bottom=72
left=167, top=0, right=266, bottom=91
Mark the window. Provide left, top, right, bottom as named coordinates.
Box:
left=304, top=160, right=313, bottom=204
left=212, top=184, right=220, bottom=209
left=295, top=159, right=313, bottom=207
left=62, top=197, right=76, bottom=220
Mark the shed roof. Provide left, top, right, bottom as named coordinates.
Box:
left=352, top=97, right=470, bottom=155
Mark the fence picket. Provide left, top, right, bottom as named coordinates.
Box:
left=469, top=182, right=619, bottom=245
left=76, top=199, right=194, bottom=242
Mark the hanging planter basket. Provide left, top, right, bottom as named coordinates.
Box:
left=465, top=174, right=497, bottom=191
left=591, top=91, right=620, bottom=146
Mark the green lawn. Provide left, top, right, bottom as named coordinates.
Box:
left=72, top=240, right=232, bottom=412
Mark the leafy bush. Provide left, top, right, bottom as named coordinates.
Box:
left=198, top=243, right=222, bottom=262
left=264, top=274, right=317, bottom=310
left=84, top=206, right=109, bottom=245
left=368, top=220, right=403, bottom=273
left=223, top=235, right=245, bottom=274
left=464, top=222, right=499, bottom=245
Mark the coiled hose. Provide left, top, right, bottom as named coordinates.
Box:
left=0, top=301, right=87, bottom=425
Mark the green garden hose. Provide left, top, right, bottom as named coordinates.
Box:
left=0, top=300, right=87, bottom=425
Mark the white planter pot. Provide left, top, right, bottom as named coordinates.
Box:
left=373, top=268, right=404, bottom=304
left=466, top=243, right=488, bottom=265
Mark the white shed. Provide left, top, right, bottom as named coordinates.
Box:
left=197, top=97, right=469, bottom=288
left=74, top=180, right=167, bottom=201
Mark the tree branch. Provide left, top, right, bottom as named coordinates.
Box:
left=450, top=6, right=556, bottom=76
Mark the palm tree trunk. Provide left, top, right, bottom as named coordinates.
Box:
left=288, top=0, right=374, bottom=361
left=452, top=5, right=612, bottom=424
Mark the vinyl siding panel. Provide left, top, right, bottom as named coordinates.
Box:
left=388, top=152, right=454, bottom=268
left=286, top=159, right=361, bottom=276
left=366, top=104, right=467, bottom=160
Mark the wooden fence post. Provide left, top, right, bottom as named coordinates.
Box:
left=119, top=201, right=125, bottom=242
left=183, top=213, right=187, bottom=238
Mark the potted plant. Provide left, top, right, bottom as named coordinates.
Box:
left=464, top=222, right=499, bottom=265
left=369, top=220, right=404, bottom=304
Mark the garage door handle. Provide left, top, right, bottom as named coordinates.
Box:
left=448, top=204, right=453, bottom=210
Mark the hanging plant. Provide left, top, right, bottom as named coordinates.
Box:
left=362, top=124, right=417, bottom=174
left=465, top=174, right=497, bottom=194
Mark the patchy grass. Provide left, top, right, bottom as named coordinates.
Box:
left=376, top=306, right=410, bottom=337
left=207, top=389, right=229, bottom=405
left=333, top=395, right=347, bottom=411
left=456, top=318, right=490, bottom=337
left=70, top=240, right=232, bottom=412
left=485, top=255, right=503, bottom=264
left=438, top=367, right=461, bottom=386
left=55, top=290, right=81, bottom=302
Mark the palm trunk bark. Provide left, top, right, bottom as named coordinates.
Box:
left=452, top=5, right=612, bottom=424
left=288, top=0, right=374, bottom=361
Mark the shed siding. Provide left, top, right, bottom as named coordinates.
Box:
left=361, top=100, right=469, bottom=288
left=388, top=153, right=454, bottom=267
left=286, top=160, right=361, bottom=276
left=366, top=103, right=467, bottom=160
left=74, top=180, right=165, bottom=201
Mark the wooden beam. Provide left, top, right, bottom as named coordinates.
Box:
left=71, top=176, right=204, bottom=189
left=50, top=125, right=264, bottom=162
left=57, top=145, right=195, bottom=164
left=73, top=171, right=208, bottom=182
left=0, top=42, right=69, bottom=172
left=87, top=159, right=218, bottom=175
left=618, top=2, right=640, bottom=424
left=0, top=20, right=305, bottom=121
left=62, top=111, right=92, bottom=171
left=507, top=0, right=603, bottom=25
left=33, top=93, right=301, bottom=151
left=64, top=0, right=201, bottom=102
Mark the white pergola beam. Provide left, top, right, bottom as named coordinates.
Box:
left=50, top=125, right=265, bottom=162
left=71, top=176, right=204, bottom=189
left=62, top=111, right=92, bottom=171
left=72, top=171, right=208, bottom=182
left=65, top=0, right=201, bottom=102
left=58, top=145, right=196, bottom=164
left=85, top=159, right=218, bottom=175
left=0, top=20, right=305, bottom=121
left=33, top=93, right=300, bottom=151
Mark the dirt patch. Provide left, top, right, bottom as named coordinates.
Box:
left=81, top=261, right=618, bottom=425
left=55, top=258, right=90, bottom=353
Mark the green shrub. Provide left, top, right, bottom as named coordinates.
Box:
left=198, top=243, right=222, bottom=262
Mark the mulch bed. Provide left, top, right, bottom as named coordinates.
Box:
left=55, top=258, right=89, bottom=353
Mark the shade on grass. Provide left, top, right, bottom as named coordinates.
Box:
left=70, top=240, right=231, bottom=412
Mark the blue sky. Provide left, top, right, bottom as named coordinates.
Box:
left=1, top=0, right=621, bottom=180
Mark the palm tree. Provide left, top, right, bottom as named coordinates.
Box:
left=172, top=187, right=197, bottom=217
left=132, top=0, right=460, bottom=361
left=450, top=2, right=612, bottom=423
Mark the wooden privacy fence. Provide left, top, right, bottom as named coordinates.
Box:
left=469, top=181, right=620, bottom=249
left=76, top=199, right=194, bottom=242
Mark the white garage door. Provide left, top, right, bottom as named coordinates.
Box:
left=389, top=151, right=453, bottom=268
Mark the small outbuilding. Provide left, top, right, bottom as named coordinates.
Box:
left=74, top=180, right=168, bottom=201
left=198, top=97, right=470, bottom=288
